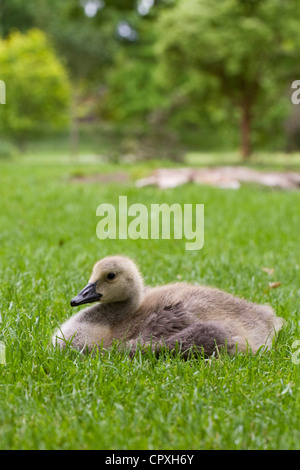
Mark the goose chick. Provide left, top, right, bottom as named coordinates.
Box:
left=52, top=255, right=284, bottom=356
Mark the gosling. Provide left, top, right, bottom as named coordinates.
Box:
left=52, top=255, right=284, bottom=357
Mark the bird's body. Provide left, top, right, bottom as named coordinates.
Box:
left=52, top=255, right=284, bottom=356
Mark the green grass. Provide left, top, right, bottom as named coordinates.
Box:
left=0, top=154, right=300, bottom=450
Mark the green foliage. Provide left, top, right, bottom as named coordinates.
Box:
left=0, top=0, right=142, bottom=82
left=0, top=0, right=37, bottom=37
left=0, top=29, right=71, bottom=148
left=156, top=0, right=300, bottom=87
left=103, top=47, right=161, bottom=123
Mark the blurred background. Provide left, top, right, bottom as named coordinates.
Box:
left=1, top=0, right=300, bottom=165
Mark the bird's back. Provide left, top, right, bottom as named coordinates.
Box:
left=132, top=282, right=284, bottom=352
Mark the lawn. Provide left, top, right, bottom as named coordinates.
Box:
left=0, top=154, right=300, bottom=450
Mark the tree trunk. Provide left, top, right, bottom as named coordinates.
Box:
left=16, top=135, right=27, bottom=153
left=240, top=101, right=252, bottom=160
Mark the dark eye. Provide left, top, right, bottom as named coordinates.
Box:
left=107, top=272, right=116, bottom=280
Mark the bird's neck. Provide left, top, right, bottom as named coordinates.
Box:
left=95, top=294, right=142, bottom=326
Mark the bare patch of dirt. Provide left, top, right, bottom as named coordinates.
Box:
left=69, top=172, right=130, bottom=184
left=136, top=167, right=300, bottom=190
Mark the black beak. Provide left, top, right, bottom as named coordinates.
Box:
left=70, top=281, right=102, bottom=307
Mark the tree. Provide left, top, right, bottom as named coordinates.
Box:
left=156, top=0, right=300, bottom=159
left=0, top=0, right=37, bottom=38
left=0, top=29, right=71, bottom=150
